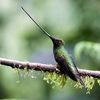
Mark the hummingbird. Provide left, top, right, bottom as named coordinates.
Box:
left=21, top=7, right=85, bottom=86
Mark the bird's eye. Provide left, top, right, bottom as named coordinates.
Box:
left=58, top=40, right=62, bottom=44
left=58, top=41, right=62, bottom=44
left=56, top=40, right=60, bottom=45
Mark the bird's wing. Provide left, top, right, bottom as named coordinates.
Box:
left=55, top=55, right=78, bottom=81
left=69, top=54, right=78, bottom=70
left=69, top=54, right=85, bottom=86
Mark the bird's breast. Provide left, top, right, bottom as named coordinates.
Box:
left=53, top=46, right=75, bottom=69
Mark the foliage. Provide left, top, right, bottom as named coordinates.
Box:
left=74, top=41, right=100, bottom=62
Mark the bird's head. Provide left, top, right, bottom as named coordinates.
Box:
left=49, top=36, right=65, bottom=48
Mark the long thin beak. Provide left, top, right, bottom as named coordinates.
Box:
left=21, top=7, right=51, bottom=38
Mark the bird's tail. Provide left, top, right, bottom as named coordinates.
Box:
left=75, top=74, right=85, bottom=87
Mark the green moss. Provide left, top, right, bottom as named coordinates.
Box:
left=43, top=72, right=67, bottom=88
left=13, top=67, right=100, bottom=93
left=13, top=68, right=21, bottom=83
left=74, top=76, right=95, bottom=94
left=13, top=68, right=36, bottom=83
left=97, top=79, right=100, bottom=85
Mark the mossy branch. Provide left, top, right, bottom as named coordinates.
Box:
left=0, top=57, right=100, bottom=78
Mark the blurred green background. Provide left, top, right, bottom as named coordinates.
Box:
left=0, top=0, right=100, bottom=100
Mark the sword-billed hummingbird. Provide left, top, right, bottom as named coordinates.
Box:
left=21, top=7, right=85, bottom=86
